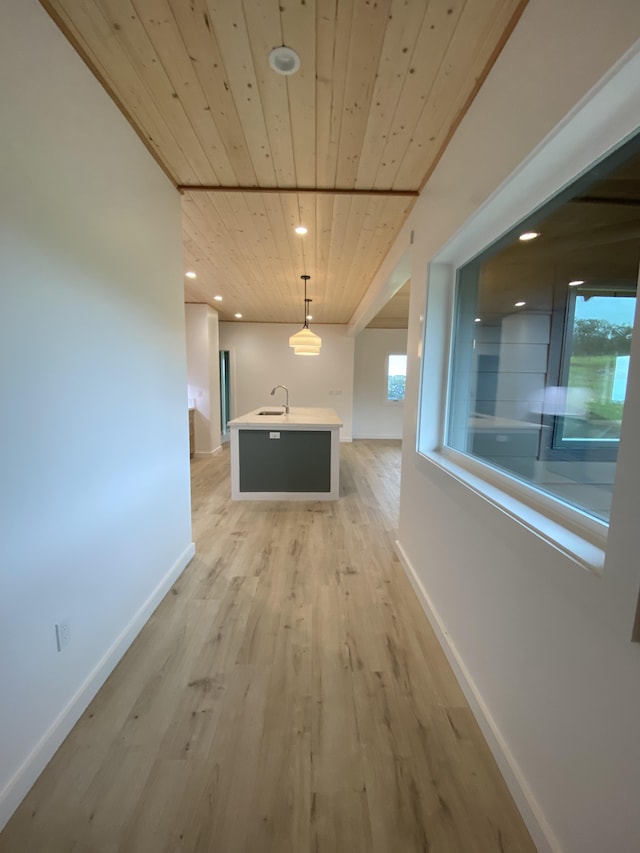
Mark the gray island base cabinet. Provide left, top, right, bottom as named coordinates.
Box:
left=228, top=407, right=342, bottom=500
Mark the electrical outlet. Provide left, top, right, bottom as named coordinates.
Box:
left=55, top=620, right=70, bottom=652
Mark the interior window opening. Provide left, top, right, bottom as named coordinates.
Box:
left=446, top=134, right=640, bottom=523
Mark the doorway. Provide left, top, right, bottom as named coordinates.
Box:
left=219, top=350, right=231, bottom=437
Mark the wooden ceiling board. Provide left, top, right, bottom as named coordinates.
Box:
left=334, top=0, right=392, bottom=188
left=98, top=0, right=229, bottom=183
left=315, top=0, right=337, bottom=188
left=227, top=195, right=280, bottom=304
left=155, top=0, right=259, bottom=184
left=261, top=193, right=302, bottom=290
left=367, top=280, right=411, bottom=329
left=351, top=197, right=391, bottom=282
left=325, top=195, right=354, bottom=316
left=396, top=0, right=523, bottom=190
left=280, top=0, right=317, bottom=187
left=316, top=0, right=354, bottom=188
left=182, top=189, right=413, bottom=322
left=217, top=193, right=283, bottom=302
left=353, top=0, right=428, bottom=189
left=275, top=197, right=310, bottom=308
left=46, top=0, right=197, bottom=183
left=314, top=193, right=335, bottom=304
left=208, top=0, right=287, bottom=186
left=42, top=0, right=527, bottom=324
left=185, top=195, right=269, bottom=305
left=296, top=194, right=318, bottom=275
left=168, top=0, right=262, bottom=184
left=241, top=0, right=297, bottom=187
left=368, top=0, right=466, bottom=190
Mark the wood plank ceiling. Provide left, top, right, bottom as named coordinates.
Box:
left=42, top=0, right=527, bottom=324
left=367, top=280, right=411, bottom=329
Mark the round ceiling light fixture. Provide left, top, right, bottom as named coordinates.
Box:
left=295, top=226, right=308, bottom=235
left=269, top=46, right=301, bottom=76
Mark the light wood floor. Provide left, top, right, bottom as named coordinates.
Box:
left=0, top=440, right=536, bottom=852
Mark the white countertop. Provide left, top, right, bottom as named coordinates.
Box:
left=469, top=414, right=543, bottom=431
left=228, top=406, right=342, bottom=429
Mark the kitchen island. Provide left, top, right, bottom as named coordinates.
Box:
left=228, top=406, right=342, bottom=500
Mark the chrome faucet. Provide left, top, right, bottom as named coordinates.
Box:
left=270, top=384, right=289, bottom=413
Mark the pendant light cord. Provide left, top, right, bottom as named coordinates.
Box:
left=302, top=274, right=311, bottom=328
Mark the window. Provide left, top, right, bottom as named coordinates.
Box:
left=387, top=354, right=407, bottom=401
left=553, top=285, right=635, bottom=449
left=445, top=135, right=640, bottom=524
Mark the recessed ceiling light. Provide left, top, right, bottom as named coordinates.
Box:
left=214, top=295, right=223, bottom=301
left=518, top=232, right=540, bottom=242
left=234, top=313, right=242, bottom=319
left=306, top=313, right=313, bottom=320
left=269, top=46, right=300, bottom=76
left=185, top=271, right=196, bottom=278
left=568, top=280, right=585, bottom=287
left=515, top=301, right=526, bottom=307
left=295, top=226, right=308, bottom=235
left=474, top=317, right=482, bottom=323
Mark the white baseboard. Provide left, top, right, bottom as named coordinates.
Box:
left=339, top=435, right=353, bottom=443
left=194, top=444, right=222, bottom=458
left=352, top=433, right=403, bottom=440
left=0, top=542, right=196, bottom=832
left=394, top=539, right=561, bottom=853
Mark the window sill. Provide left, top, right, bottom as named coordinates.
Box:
left=416, top=448, right=606, bottom=574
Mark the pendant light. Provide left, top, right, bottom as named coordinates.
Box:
left=289, top=275, right=321, bottom=356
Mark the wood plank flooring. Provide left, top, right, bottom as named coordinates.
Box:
left=0, top=440, right=536, bottom=852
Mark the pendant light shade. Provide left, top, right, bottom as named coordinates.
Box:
left=288, top=327, right=321, bottom=349
left=293, top=344, right=321, bottom=355
left=290, top=275, right=321, bottom=355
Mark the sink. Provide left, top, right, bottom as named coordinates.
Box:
left=256, top=408, right=285, bottom=416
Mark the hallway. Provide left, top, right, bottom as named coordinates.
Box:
left=0, top=441, right=534, bottom=852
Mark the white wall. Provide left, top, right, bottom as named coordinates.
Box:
left=392, top=3, right=640, bottom=852
left=353, top=329, right=408, bottom=438
left=0, top=0, right=193, bottom=829
left=219, top=323, right=355, bottom=440
left=185, top=303, right=222, bottom=455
